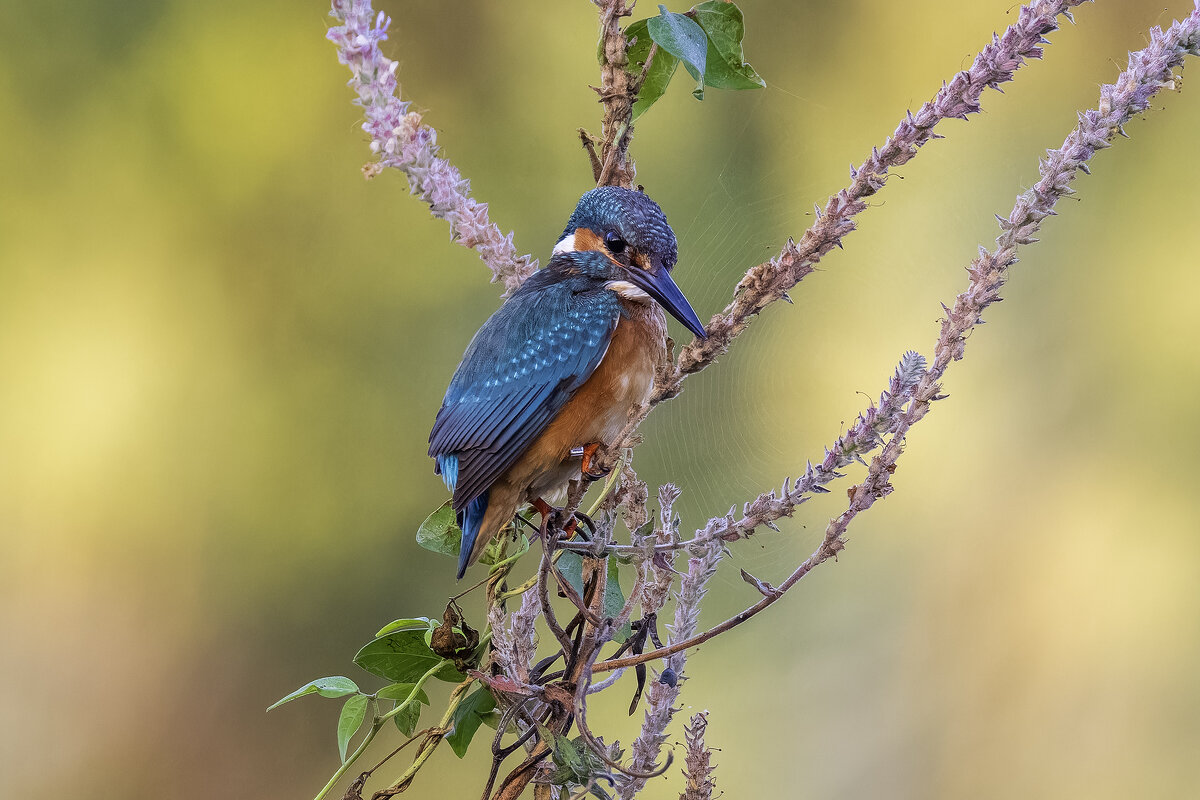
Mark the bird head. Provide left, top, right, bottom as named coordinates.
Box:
left=554, top=187, right=707, bottom=339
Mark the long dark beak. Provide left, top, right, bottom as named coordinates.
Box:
left=628, top=267, right=708, bottom=339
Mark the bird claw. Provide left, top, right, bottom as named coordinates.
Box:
left=530, top=499, right=595, bottom=541
left=577, top=442, right=611, bottom=481
left=564, top=510, right=596, bottom=539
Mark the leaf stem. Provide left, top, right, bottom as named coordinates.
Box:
left=631, top=42, right=659, bottom=94
left=375, top=677, right=478, bottom=796
left=377, top=662, right=446, bottom=725
left=313, top=717, right=382, bottom=800
left=488, top=534, right=531, bottom=572
left=495, top=575, right=538, bottom=602
left=311, top=660, right=452, bottom=800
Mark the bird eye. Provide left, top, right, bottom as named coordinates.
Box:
left=604, top=232, right=627, bottom=255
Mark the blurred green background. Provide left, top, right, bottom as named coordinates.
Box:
left=3, top=1, right=1199, bottom=798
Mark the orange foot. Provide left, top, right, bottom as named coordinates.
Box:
left=530, top=497, right=593, bottom=540
left=531, top=496, right=575, bottom=537
left=579, top=442, right=610, bottom=481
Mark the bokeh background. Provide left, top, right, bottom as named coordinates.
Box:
left=3, top=1, right=1200, bottom=798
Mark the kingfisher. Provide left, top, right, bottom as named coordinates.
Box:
left=429, top=186, right=707, bottom=579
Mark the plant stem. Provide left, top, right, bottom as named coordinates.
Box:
left=312, top=660, right=452, bottom=800
left=593, top=533, right=842, bottom=673
left=375, top=677, right=477, bottom=796
left=488, top=535, right=531, bottom=572
left=313, top=719, right=383, bottom=800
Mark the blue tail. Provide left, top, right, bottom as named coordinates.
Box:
left=436, top=453, right=459, bottom=491
left=456, top=491, right=489, bottom=580
left=437, top=453, right=490, bottom=580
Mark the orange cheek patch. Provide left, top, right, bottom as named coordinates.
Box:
left=631, top=252, right=652, bottom=272
left=573, top=228, right=624, bottom=268
left=574, top=228, right=606, bottom=252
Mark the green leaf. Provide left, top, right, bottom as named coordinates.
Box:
left=354, top=629, right=465, bottom=684
left=376, top=683, right=431, bottom=704
left=416, top=502, right=516, bottom=566
left=446, top=687, right=497, bottom=758
left=647, top=6, right=707, bottom=99
left=692, top=1, right=765, bottom=90
left=375, top=617, right=435, bottom=637
left=553, top=734, right=586, bottom=776
left=393, top=700, right=421, bottom=736
left=378, top=682, right=430, bottom=735
left=477, top=709, right=509, bottom=732
left=555, top=553, right=631, bottom=643
left=605, top=557, right=632, bottom=644
left=381, top=681, right=434, bottom=734
left=626, top=18, right=680, bottom=120
left=543, top=726, right=611, bottom=789
left=336, top=694, right=369, bottom=762
left=416, top=502, right=461, bottom=558
left=267, top=676, right=359, bottom=711
left=556, top=550, right=586, bottom=600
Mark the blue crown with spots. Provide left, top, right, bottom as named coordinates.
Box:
left=561, top=187, right=678, bottom=270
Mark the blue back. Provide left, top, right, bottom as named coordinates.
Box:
left=428, top=251, right=623, bottom=510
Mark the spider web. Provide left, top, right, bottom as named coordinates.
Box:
left=628, top=86, right=840, bottom=585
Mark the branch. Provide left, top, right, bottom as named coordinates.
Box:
left=594, top=0, right=638, bottom=188
left=372, top=677, right=477, bottom=798
left=327, top=0, right=537, bottom=297
left=595, top=516, right=842, bottom=674
left=588, top=0, right=1091, bottom=509
left=596, top=1, right=1200, bottom=675
left=652, top=0, right=1093, bottom=402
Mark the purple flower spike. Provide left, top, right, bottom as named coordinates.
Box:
left=327, top=0, right=537, bottom=296
left=821, top=2, right=1200, bottom=575
left=665, top=0, right=1095, bottom=399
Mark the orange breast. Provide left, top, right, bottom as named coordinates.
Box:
left=554, top=300, right=665, bottom=446
left=506, top=299, right=667, bottom=502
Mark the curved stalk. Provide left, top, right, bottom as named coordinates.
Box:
left=312, top=659, right=451, bottom=800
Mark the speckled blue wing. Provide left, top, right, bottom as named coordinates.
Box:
left=428, top=266, right=622, bottom=511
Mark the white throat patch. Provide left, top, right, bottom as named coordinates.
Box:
left=605, top=280, right=651, bottom=302
left=552, top=233, right=576, bottom=255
